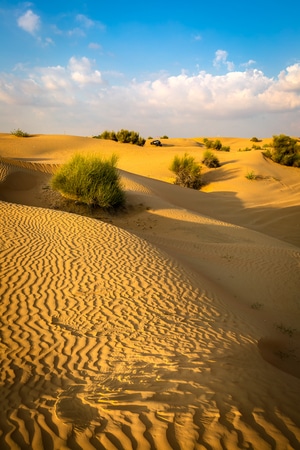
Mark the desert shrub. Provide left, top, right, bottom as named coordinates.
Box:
left=239, top=147, right=252, bottom=152
left=245, top=170, right=257, bottom=180
left=202, top=150, right=220, bottom=168
left=95, top=130, right=118, bottom=141
left=252, top=144, right=262, bottom=150
left=94, top=129, right=145, bottom=146
left=160, top=135, right=169, bottom=139
left=213, top=139, right=222, bottom=150
left=263, top=148, right=272, bottom=158
left=264, top=134, right=300, bottom=167
left=51, top=153, right=125, bottom=208
left=116, top=129, right=131, bottom=143
left=169, top=153, right=202, bottom=189
left=203, top=138, right=229, bottom=151
left=250, top=137, right=261, bottom=142
left=11, top=128, right=30, bottom=137
left=203, top=138, right=214, bottom=149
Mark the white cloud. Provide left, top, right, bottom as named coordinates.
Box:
left=17, top=9, right=40, bottom=35
left=242, top=59, right=256, bottom=68
left=89, top=42, right=102, bottom=50
left=213, top=49, right=234, bottom=71
left=0, top=57, right=300, bottom=137
left=193, top=34, right=202, bottom=41
left=68, top=57, right=104, bottom=85
left=76, top=14, right=95, bottom=28
left=278, top=64, right=300, bottom=91
left=67, top=27, right=86, bottom=38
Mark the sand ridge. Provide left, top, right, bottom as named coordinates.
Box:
left=1, top=134, right=300, bottom=449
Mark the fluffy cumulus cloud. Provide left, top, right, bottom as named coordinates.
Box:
left=17, top=10, right=40, bottom=35
left=1, top=57, right=300, bottom=136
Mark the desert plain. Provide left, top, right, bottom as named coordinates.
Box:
left=0, top=133, right=300, bottom=449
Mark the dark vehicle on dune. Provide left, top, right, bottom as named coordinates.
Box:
left=150, top=140, right=162, bottom=146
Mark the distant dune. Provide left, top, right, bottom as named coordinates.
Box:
left=1, top=133, right=300, bottom=449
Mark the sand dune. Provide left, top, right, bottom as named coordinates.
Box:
left=1, top=133, right=300, bottom=449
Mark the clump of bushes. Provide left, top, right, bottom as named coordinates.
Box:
left=51, top=153, right=125, bottom=208
left=238, top=147, right=252, bottom=152
left=202, top=150, right=220, bottom=168
left=169, top=153, right=202, bottom=189
left=203, top=138, right=230, bottom=152
left=11, top=128, right=30, bottom=137
left=148, top=135, right=169, bottom=139
left=264, top=134, right=300, bottom=167
left=94, top=129, right=145, bottom=146
left=250, top=137, right=262, bottom=143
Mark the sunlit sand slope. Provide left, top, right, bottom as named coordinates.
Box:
left=1, top=134, right=300, bottom=449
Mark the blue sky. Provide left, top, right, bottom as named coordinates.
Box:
left=0, top=0, right=300, bottom=138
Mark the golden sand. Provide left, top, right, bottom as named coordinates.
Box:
left=0, top=133, right=300, bottom=449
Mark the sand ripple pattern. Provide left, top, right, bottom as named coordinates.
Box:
left=1, top=201, right=300, bottom=449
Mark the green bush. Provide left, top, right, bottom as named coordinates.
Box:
left=213, top=139, right=222, bottom=150
left=160, top=135, right=169, bottom=139
left=51, top=153, right=125, bottom=208
left=202, top=150, right=220, bottom=168
left=169, top=153, right=202, bottom=189
left=203, top=138, right=214, bottom=149
left=94, top=129, right=145, bottom=146
left=94, top=130, right=118, bottom=141
left=203, top=138, right=230, bottom=151
left=250, top=137, right=261, bottom=142
left=245, top=170, right=257, bottom=180
left=11, top=128, right=30, bottom=137
left=265, top=134, right=300, bottom=167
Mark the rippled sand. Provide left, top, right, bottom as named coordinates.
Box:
left=1, top=134, right=300, bottom=449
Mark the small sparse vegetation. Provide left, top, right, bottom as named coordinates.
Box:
left=51, top=153, right=125, bottom=209
left=238, top=147, right=252, bottom=152
left=202, top=150, right=220, bottom=168
left=169, top=153, right=202, bottom=189
left=275, top=323, right=296, bottom=337
left=220, top=145, right=230, bottom=152
left=94, top=129, right=145, bottom=146
left=250, top=137, right=262, bottom=142
left=251, top=302, right=263, bottom=310
left=275, top=350, right=292, bottom=360
left=160, top=135, right=169, bottom=139
left=11, top=128, right=30, bottom=137
left=245, top=170, right=257, bottom=180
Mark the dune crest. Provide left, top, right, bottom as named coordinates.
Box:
left=1, top=134, right=300, bottom=449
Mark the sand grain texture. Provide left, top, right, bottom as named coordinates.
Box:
left=0, top=134, right=300, bottom=449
